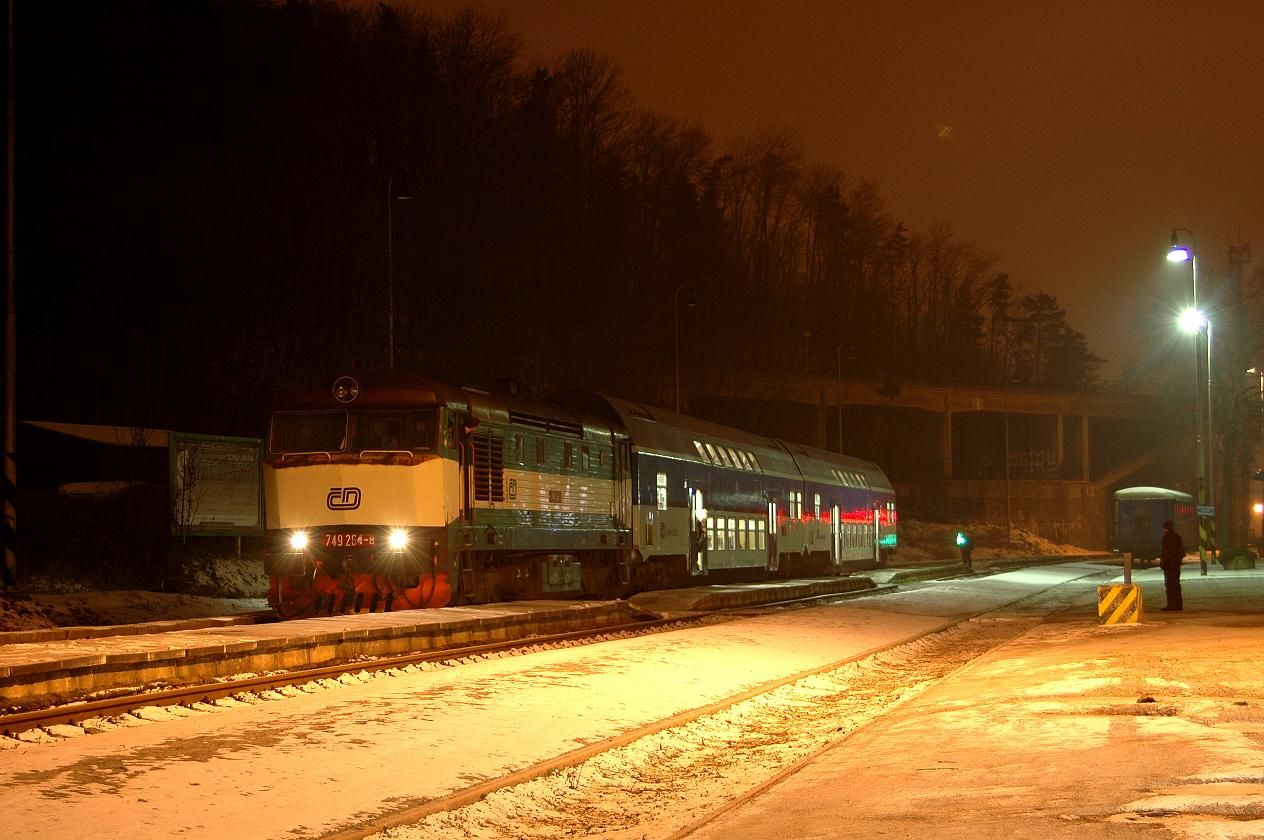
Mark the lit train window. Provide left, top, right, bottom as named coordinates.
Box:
left=707, top=516, right=716, bottom=550
left=814, top=494, right=821, bottom=519
left=727, top=518, right=737, bottom=550
left=738, top=520, right=747, bottom=550
left=656, top=473, right=668, bottom=511
left=757, top=520, right=767, bottom=549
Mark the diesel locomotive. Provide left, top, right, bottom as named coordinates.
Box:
left=263, top=370, right=897, bottom=618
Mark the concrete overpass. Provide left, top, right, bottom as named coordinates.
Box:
left=686, top=373, right=1169, bottom=548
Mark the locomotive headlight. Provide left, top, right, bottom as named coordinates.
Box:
left=388, top=528, right=409, bottom=550
left=289, top=531, right=309, bottom=550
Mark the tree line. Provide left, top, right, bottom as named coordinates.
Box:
left=17, top=0, right=1104, bottom=437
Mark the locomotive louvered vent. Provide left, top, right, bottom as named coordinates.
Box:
left=508, top=411, right=583, bottom=438
left=472, top=433, right=505, bottom=502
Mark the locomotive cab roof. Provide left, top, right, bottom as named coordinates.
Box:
left=273, top=370, right=470, bottom=412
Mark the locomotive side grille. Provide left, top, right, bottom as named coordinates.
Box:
left=472, top=433, right=505, bottom=502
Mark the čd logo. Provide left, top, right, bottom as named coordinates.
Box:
left=327, top=487, right=362, bottom=510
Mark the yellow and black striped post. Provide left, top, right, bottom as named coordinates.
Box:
left=1097, top=583, right=1143, bottom=624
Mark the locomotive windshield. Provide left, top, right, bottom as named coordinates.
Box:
left=350, top=410, right=438, bottom=451
left=270, top=411, right=347, bottom=453
left=269, top=409, right=439, bottom=454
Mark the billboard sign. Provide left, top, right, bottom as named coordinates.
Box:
left=169, top=433, right=263, bottom=536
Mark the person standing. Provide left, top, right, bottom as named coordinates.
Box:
left=955, top=529, right=973, bottom=570
left=1160, top=519, right=1185, bottom=611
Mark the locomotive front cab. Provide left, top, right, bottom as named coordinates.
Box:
left=263, top=373, right=464, bottom=617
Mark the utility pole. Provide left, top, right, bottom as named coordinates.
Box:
left=4, top=0, right=18, bottom=589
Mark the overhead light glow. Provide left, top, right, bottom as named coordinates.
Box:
left=1177, top=308, right=1207, bottom=333
left=388, top=529, right=409, bottom=550
left=1167, top=246, right=1192, bottom=263
left=1254, top=503, right=1263, bottom=515
left=289, top=531, right=309, bottom=550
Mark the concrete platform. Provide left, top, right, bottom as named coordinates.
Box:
left=0, top=574, right=885, bottom=705
left=688, top=562, right=1264, bottom=840
left=627, top=575, right=876, bottom=618
left=0, top=600, right=632, bottom=705
left=0, top=562, right=1100, bottom=707
left=0, top=613, right=268, bottom=646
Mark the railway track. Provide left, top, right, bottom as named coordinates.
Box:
left=1, top=584, right=892, bottom=740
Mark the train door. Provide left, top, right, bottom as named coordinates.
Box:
left=767, top=499, right=779, bottom=570
left=455, top=415, right=473, bottom=523
left=688, top=486, right=708, bottom=575
left=871, top=504, right=881, bottom=565
left=831, top=504, right=842, bottom=566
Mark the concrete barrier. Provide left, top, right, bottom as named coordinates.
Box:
left=1097, top=583, right=1143, bottom=624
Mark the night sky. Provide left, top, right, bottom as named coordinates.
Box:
left=416, top=0, right=1264, bottom=379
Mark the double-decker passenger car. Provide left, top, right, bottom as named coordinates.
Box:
left=263, top=371, right=897, bottom=617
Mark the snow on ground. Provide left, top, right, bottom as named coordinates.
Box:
left=896, top=519, right=1092, bottom=563
left=0, top=521, right=1095, bottom=632
left=0, top=556, right=268, bottom=631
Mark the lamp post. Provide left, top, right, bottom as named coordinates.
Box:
left=834, top=341, right=860, bottom=453
left=1249, top=368, right=1264, bottom=548
left=1249, top=367, right=1264, bottom=472
left=386, top=174, right=414, bottom=369
left=1003, top=373, right=1012, bottom=548
left=673, top=285, right=696, bottom=413
left=1170, top=228, right=1210, bottom=575
left=836, top=343, right=844, bottom=453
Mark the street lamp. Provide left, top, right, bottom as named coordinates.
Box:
left=1249, top=367, right=1264, bottom=474
left=673, top=285, right=696, bottom=413
left=1171, top=227, right=1210, bottom=575
left=386, top=174, right=414, bottom=369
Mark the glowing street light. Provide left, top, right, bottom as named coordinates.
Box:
left=1169, top=228, right=1210, bottom=575
left=1177, top=307, right=1206, bottom=334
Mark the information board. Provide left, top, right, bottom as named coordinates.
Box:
left=169, top=433, right=263, bottom=536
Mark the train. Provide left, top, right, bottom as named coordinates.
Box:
left=262, top=370, right=897, bottom=618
